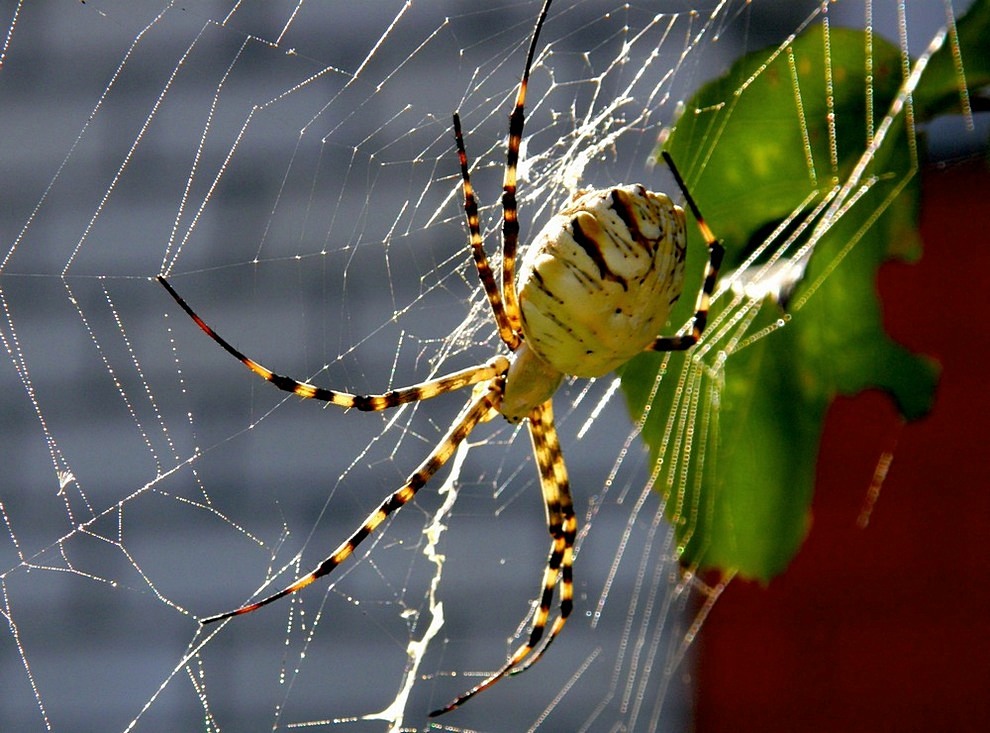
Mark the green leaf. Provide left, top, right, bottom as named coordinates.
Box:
left=914, top=0, right=990, bottom=122
left=616, top=10, right=987, bottom=580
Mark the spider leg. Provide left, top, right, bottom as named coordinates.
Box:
left=200, top=382, right=501, bottom=625
left=158, top=276, right=507, bottom=409
left=430, top=398, right=575, bottom=716
left=452, top=113, right=520, bottom=350
left=506, top=400, right=574, bottom=674
left=646, top=152, right=725, bottom=352
left=500, top=0, right=554, bottom=333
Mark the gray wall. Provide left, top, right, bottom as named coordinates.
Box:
left=0, top=2, right=973, bottom=731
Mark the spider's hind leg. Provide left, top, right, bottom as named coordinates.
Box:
left=451, top=0, right=553, bottom=349
left=646, top=152, right=725, bottom=352
left=499, top=0, right=553, bottom=335
left=452, top=114, right=520, bottom=351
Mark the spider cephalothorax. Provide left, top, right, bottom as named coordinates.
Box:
left=158, top=0, right=722, bottom=717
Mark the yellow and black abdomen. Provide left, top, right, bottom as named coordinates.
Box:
left=517, top=185, right=688, bottom=378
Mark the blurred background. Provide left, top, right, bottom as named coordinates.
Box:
left=0, top=2, right=985, bottom=731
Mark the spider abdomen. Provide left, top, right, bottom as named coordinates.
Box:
left=517, top=185, right=687, bottom=378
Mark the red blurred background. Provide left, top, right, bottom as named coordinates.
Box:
left=695, top=159, right=990, bottom=732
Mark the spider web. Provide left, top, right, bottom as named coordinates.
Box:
left=0, top=1, right=978, bottom=731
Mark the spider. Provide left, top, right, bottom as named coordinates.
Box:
left=158, top=0, right=723, bottom=717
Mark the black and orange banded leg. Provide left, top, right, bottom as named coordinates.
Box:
left=499, top=0, right=553, bottom=333
left=511, top=398, right=574, bottom=676
left=200, top=384, right=502, bottom=625
left=430, top=398, right=575, bottom=716
left=158, top=276, right=508, bottom=409
left=452, top=113, right=519, bottom=351
left=646, top=151, right=725, bottom=352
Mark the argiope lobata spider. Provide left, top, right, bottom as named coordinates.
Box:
left=158, top=0, right=723, bottom=717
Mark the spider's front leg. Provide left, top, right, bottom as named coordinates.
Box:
left=430, top=399, right=575, bottom=716
left=200, top=379, right=505, bottom=624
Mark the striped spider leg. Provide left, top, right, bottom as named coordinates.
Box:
left=155, top=0, right=560, bottom=715
left=158, top=277, right=510, bottom=624
left=646, top=150, right=725, bottom=354
left=158, top=0, right=725, bottom=718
